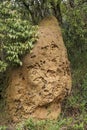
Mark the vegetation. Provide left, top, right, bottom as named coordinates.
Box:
left=15, top=0, right=62, bottom=24
left=0, top=0, right=87, bottom=129
left=0, top=1, right=38, bottom=72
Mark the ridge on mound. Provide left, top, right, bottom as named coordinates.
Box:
left=3, top=16, right=72, bottom=124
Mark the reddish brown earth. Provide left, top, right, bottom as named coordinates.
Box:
left=0, top=16, right=72, bottom=125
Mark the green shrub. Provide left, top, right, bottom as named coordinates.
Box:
left=0, top=1, right=38, bottom=72
left=62, top=1, right=87, bottom=56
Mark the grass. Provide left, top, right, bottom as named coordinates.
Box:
left=15, top=114, right=87, bottom=130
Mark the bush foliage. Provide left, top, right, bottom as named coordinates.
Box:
left=0, top=1, right=38, bottom=72
left=62, top=0, right=87, bottom=55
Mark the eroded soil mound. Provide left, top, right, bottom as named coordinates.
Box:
left=3, top=16, right=72, bottom=124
